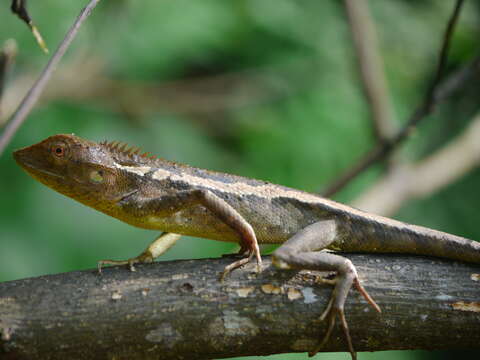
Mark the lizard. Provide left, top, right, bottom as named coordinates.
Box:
left=13, top=133, right=480, bottom=359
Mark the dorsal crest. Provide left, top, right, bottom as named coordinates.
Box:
left=100, top=140, right=158, bottom=161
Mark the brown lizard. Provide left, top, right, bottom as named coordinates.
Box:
left=13, top=134, right=480, bottom=359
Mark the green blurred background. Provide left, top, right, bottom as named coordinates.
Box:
left=1, top=1, right=479, bottom=359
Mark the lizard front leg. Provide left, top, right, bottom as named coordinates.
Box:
left=123, top=189, right=262, bottom=278
left=98, top=232, right=181, bottom=273
left=272, top=220, right=381, bottom=360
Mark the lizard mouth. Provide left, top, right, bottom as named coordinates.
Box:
left=21, top=161, right=65, bottom=179
left=13, top=149, right=65, bottom=179
left=33, top=166, right=65, bottom=179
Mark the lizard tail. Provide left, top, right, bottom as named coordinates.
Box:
left=387, top=225, right=480, bottom=264
left=346, top=217, right=480, bottom=264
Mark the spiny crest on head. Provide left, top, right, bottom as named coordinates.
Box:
left=100, top=139, right=157, bottom=160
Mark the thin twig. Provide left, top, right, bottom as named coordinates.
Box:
left=0, top=0, right=101, bottom=157
left=321, top=0, right=465, bottom=197
left=343, top=0, right=396, bottom=141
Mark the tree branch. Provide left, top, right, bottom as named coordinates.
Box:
left=0, top=55, right=316, bottom=132
left=1, top=254, right=479, bottom=359
left=0, top=40, right=17, bottom=119
left=352, top=111, right=480, bottom=216
left=321, top=0, right=466, bottom=197
left=344, top=0, right=397, bottom=141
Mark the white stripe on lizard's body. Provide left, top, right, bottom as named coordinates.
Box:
left=114, top=163, right=151, bottom=176
left=13, top=134, right=480, bottom=360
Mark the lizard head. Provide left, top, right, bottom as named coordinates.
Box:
left=13, top=134, right=136, bottom=210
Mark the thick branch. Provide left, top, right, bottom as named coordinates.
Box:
left=1, top=254, right=479, bottom=359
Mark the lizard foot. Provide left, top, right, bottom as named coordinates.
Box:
left=97, top=250, right=154, bottom=274
left=219, top=247, right=262, bottom=281
left=308, top=300, right=355, bottom=359
left=308, top=277, right=381, bottom=360
left=221, top=246, right=249, bottom=259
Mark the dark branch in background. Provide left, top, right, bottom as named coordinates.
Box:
left=1, top=255, right=479, bottom=359
left=0, top=0, right=101, bottom=157
left=321, top=0, right=465, bottom=197
left=0, top=40, right=17, bottom=118
left=434, top=55, right=480, bottom=102
left=423, top=0, right=465, bottom=108
left=343, top=0, right=397, bottom=141
left=10, top=0, right=48, bottom=53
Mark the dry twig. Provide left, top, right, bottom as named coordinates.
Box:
left=10, top=0, right=48, bottom=53
left=0, top=0, right=101, bottom=157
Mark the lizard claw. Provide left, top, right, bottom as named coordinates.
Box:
left=353, top=278, right=382, bottom=313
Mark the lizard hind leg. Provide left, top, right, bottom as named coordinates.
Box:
left=271, top=220, right=380, bottom=360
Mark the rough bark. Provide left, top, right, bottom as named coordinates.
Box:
left=0, top=254, right=479, bottom=359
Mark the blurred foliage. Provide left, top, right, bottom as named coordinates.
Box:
left=1, top=1, right=480, bottom=360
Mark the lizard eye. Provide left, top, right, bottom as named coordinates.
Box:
left=89, top=170, right=104, bottom=183
left=51, top=143, right=67, bottom=158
